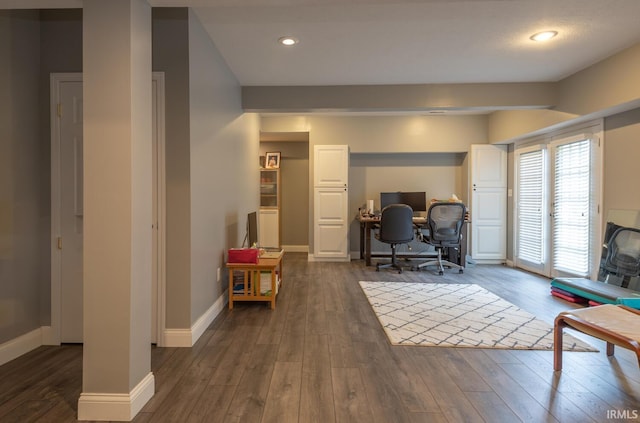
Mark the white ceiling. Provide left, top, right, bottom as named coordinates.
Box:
left=5, top=0, right=640, bottom=87
left=189, top=0, right=640, bottom=86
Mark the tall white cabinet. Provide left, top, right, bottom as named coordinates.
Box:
left=313, top=145, right=350, bottom=261
left=470, top=144, right=507, bottom=262
left=259, top=168, right=280, bottom=248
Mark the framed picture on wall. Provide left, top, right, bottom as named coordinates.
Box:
left=266, top=152, right=281, bottom=169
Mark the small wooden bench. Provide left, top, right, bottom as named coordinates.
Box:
left=554, top=304, right=640, bottom=371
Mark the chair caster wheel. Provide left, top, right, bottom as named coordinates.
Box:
left=398, top=269, right=403, bottom=274
left=438, top=271, right=444, bottom=275
left=459, top=269, right=464, bottom=274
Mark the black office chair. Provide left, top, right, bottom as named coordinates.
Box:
left=375, top=204, right=414, bottom=273
left=415, top=202, right=466, bottom=275
left=601, top=227, right=640, bottom=288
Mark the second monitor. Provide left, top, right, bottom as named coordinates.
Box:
left=380, top=191, right=427, bottom=215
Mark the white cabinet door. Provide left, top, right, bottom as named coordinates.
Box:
left=471, top=144, right=507, bottom=188
left=314, top=187, right=349, bottom=259
left=314, top=145, right=349, bottom=187
left=471, top=187, right=507, bottom=260
left=259, top=209, right=279, bottom=248
left=469, top=144, right=507, bottom=261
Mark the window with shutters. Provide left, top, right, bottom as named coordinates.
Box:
left=515, top=146, right=547, bottom=273
left=514, top=122, right=602, bottom=279
left=551, top=137, right=595, bottom=277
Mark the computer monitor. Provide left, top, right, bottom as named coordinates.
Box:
left=380, top=192, right=402, bottom=210
left=380, top=191, right=427, bottom=214
left=246, top=211, right=258, bottom=248
left=400, top=192, right=427, bottom=213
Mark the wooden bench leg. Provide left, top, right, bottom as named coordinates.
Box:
left=554, top=316, right=565, bottom=371
left=607, top=342, right=615, bottom=357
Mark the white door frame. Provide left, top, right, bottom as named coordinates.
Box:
left=49, top=72, right=167, bottom=346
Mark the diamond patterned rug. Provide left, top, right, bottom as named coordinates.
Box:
left=359, top=282, right=597, bottom=351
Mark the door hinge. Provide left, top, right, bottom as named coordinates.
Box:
left=57, top=237, right=62, bottom=250
left=57, top=103, right=62, bottom=117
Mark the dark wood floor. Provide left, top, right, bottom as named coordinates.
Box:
left=2, top=253, right=640, bottom=422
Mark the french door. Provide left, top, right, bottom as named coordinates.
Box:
left=515, top=128, right=601, bottom=279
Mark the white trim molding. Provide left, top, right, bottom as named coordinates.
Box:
left=0, top=327, right=44, bottom=366
left=281, top=244, right=308, bottom=253
left=162, top=294, right=227, bottom=347
left=308, top=254, right=351, bottom=262
left=78, top=372, right=155, bottom=421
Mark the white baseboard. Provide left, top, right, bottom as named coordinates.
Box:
left=505, top=260, right=515, bottom=267
left=78, top=372, right=155, bottom=421
left=473, top=259, right=507, bottom=265
left=0, top=327, right=45, bottom=366
left=307, top=254, right=351, bottom=262
left=190, top=294, right=225, bottom=345
left=163, top=294, right=226, bottom=347
left=281, top=245, right=308, bottom=253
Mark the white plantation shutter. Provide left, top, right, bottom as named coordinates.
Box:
left=552, top=138, right=591, bottom=276
left=516, top=148, right=545, bottom=266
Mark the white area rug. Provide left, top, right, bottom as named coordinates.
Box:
left=360, top=282, right=597, bottom=351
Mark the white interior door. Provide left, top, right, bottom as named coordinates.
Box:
left=52, top=73, right=165, bottom=344
left=59, top=80, right=84, bottom=343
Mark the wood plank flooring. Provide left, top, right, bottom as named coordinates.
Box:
left=2, top=253, right=640, bottom=422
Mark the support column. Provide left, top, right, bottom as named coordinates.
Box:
left=78, top=1, right=154, bottom=421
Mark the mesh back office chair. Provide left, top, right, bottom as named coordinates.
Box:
left=375, top=204, right=414, bottom=273
left=602, top=227, right=640, bottom=288
left=415, top=202, right=466, bottom=275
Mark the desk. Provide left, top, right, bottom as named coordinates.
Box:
left=227, top=249, right=283, bottom=309
left=356, top=214, right=467, bottom=267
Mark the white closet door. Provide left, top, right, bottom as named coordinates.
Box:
left=314, top=187, right=349, bottom=259
left=471, top=187, right=506, bottom=260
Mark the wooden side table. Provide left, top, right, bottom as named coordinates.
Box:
left=227, top=250, right=284, bottom=310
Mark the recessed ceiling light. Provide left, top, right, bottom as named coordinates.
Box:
left=530, top=31, right=558, bottom=42
left=278, top=36, right=298, bottom=46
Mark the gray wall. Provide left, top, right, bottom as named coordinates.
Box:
left=349, top=152, right=466, bottom=254
left=261, top=110, right=640, bottom=262
left=1, top=8, right=260, bottom=347
left=39, top=8, right=83, bottom=328
left=152, top=8, right=192, bottom=329
left=603, top=108, right=640, bottom=217
left=261, top=115, right=488, bottom=255
left=0, top=10, right=43, bottom=343
left=187, top=9, right=260, bottom=323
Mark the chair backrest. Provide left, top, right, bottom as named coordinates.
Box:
left=604, top=227, right=640, bottom=277
left=426, top=202, right=466, bottom=247
left=378, top=204, right=414, bottom=244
